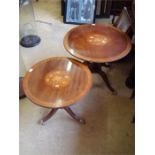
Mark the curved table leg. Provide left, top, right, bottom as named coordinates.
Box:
left=64, top=107, right=86, bottom=124
left=98, top=70, right=117, bottom=95
left=86, top=62, right=117, bottom=94
left=39, top=109, right=58, bottom=125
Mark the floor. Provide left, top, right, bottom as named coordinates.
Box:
left=19, top=0, right=135, bottom=155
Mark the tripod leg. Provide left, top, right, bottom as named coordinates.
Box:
left=39, top=109, right=58, bottom=125
left=98, top=70, right=117, bottom=95
left=64, top=107, right=86, bottom=124
left=84, top=62, right=116, bottom=94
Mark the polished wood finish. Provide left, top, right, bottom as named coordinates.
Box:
left=40, top=109, right=58, bottom=125
left=23, top=57, right=92, bottom=108
left=64, top=107, right=86, bottom=124
left=40, top=107, right=86, bottom=125
left=64, top=24, right=131, bottom=63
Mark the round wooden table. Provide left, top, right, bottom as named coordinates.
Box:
left=64, top=24, right=132, bottom=94
left=23, top=57, right=92, bottom=124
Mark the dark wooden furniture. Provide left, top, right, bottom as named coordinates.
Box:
left=23, top=57, right=92, bottom=124
left=61, top=0, right=133, bottom=18
left=112, top=7, right=132, bottom=33
left=110, top=0, right=133, bottom=15
left=98, top=0, right=133, bottom=17
left=64, top=24, right=131, bottom=94
left=95, top=0, right=112, bottom=18
left=112, top=6, right=135, bottom=40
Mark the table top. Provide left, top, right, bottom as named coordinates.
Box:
left=23, top=57, right=92, bottom=108
left=64, top=24, right=132, bottom=63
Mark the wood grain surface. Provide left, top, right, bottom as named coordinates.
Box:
left=64, top=24, right=132, bottom=62
left=23, top=57, right=92, bottom=108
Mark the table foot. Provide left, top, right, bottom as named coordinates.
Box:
left=39, top=109, right=58, bottom=125
left=64, top=107, right=86, bottom=124
left=39, top=120, right=46, bottom=126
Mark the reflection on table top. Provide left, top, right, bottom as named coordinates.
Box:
left=23, top=57, right=92, bottom=108
left=64, top=24, right=132, bottom=63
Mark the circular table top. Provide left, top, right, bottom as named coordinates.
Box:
left=23, top=57, right=92, bottom=108
left=64, top=24, right=132, bottom=63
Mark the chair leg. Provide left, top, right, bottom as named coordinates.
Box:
left=64, top=107, right=86, bottom=124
